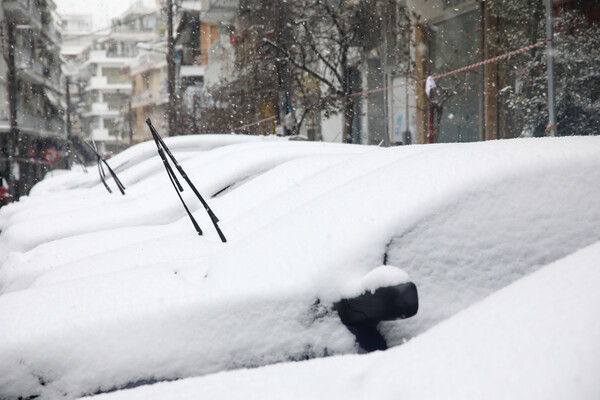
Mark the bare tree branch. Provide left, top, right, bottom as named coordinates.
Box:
left=262, top=38, right=345, bottom=96
left=298, top=22, right=345, bottom=87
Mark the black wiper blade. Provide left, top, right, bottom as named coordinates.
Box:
left=97, top=158, right=112, bottom=194
left=145, top=118, right=227, bottom=243
left=85, top=141, right=126, bottom=195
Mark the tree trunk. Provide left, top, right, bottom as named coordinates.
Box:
left=341, top=55, right=354, bottom=144
left=6, top=21, right=19, bottom=200
left=167, top=0, right=177, bottom=136
left=343, top=96, right=355, bottom=144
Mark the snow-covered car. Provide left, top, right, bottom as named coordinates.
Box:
left=1, top=135, right=599, bottom=399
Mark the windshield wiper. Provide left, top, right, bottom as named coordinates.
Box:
left=85, top=140, right=126, bottom=195
left=145, top=118, right=227, bottom=243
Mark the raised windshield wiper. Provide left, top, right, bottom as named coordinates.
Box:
left=145, top=118, right=227, bottom=243
left=85, top=140, right=126, bottom=195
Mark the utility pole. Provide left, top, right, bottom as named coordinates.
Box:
left=65, top=76, right=72, bottom=138
left=275, top=1, right=292, bottom=136
left=545, top=0, right=557, bottom=136
left=6, top=20, right=19, bottom=201
left=65, top=76, right=74, bottom=168
left=167, top=0, right=177, bottom=136
left=128, top=98, right=133, bottom=145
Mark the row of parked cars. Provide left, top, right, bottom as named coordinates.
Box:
left=0, top=133, right=599, bottom=399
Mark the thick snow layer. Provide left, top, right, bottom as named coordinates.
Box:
left=29, top=134, right=277, bottom=194
left=87, top=241, right=600, bottom=400
left=0, top=139, right=368, bottom=270
left=0, top=136, right=599, bottom=399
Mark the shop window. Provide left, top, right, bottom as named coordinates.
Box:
left=429, top=10, right=481, bottom=143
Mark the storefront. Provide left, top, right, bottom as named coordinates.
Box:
left=0, top=130, right=71, bottom=204
left=408, top=0, right=486, bottom=144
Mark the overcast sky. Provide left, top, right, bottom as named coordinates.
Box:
left=55, top=0, right=131, bottom=28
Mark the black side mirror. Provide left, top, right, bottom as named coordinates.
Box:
left=334, top=282, right=419, bottom=326
left=333, top=282, right=418, bottom=352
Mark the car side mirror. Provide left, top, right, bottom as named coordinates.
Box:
left=334, top=282, right=418, bottom=326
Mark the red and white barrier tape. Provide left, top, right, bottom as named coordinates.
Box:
left=349, top=38, right=553, bottom=98
left=233, top=115, right=276, bottom=131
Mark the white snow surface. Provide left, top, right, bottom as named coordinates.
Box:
left=0, top=135, right=599, bottom=399
left=86, top=241, right=600, bottom=400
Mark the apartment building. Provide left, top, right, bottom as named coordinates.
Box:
left=175, top=1, right=222, bottom=135
left=1, top=0, right=66, bottom=200
left=128, top=43, right=168, bottom=143
left=77, top=46, right=132, bottom=154
left=61, top=13, right=103, bottom=152
left=74, top=0, right=161, bottom=154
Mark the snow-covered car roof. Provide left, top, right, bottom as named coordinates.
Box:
left=1, top=135, right=599, bottom=399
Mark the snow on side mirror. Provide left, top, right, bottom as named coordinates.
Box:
left=331, top=266, right=418, bottom=352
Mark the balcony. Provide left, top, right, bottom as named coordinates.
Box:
left=17, top=113, right=66, bottom=138
left=3, top=0, right=42, bottom=27
left=43, top=66, right=63, bottom=92
left=82, top=102, right=121, bottom=118
left=43, top=22, right=63, bottom=44
left=86, top=50, right=109, bottom=63
left=91, top=126, right=123, bottom=143
left=15, top=46, right=63, bottom=90
left=16, top=57, right=45, bottom=85
left=86, top=77, right=132, bottom=93
left=129, top=52, right=166, bottom=76
left=110, top=30, right=157, bottom=44
left=91, top=128, right=114, bottom=142
left=199, top=0, right=239, bottom=23
left=83, top=51, right=133, bottom=67
left=131, top=91, right=155, bottom=108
